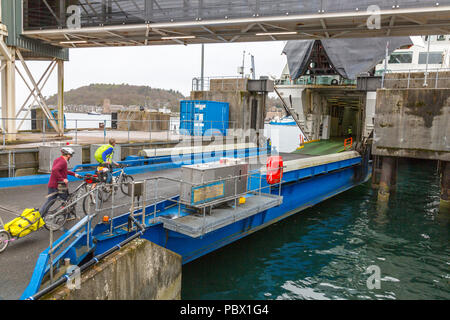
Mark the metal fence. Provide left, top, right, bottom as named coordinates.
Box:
left=192, top=76, right=249, bottom=91
left=381, top=67, right=450, bottom=89
left=274, top=75, right=357, bottom=86
left=0, top=116, right=237, bottom=148
left=125, top=168, right=283, bottom=235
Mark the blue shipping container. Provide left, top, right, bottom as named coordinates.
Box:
left=179, top=100, right=229, bottom=136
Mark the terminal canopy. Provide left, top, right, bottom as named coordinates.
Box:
left=282, top=37, right=416, bottom=80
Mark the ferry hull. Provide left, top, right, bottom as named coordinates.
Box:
left=21, top=150, right=370, bottom=299
left=94, top=159, right=368, bottom=264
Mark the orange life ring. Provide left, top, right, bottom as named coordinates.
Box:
left=266, top=156, right=283, bottom=184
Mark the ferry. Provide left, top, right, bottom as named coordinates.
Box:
left=20, top=138, right=372, bottom=299
left=375, top=34, right=450, bottom=73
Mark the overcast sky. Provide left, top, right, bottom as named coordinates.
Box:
left=16, top=40, right=288, bottom=110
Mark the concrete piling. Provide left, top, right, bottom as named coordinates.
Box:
left=440, top=161, right=450, bottom=211
left=377, top=156, right=397, bottom=203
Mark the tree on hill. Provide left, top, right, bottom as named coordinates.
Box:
left=46, top=83, right=186, bottom=111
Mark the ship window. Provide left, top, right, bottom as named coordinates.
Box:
left=388, top=52, right=413, bottom=64
left=418, top=52, right=443, bottom=64
left=437, top=35, right=446, bottom=41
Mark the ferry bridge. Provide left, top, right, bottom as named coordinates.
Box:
left=0, top=1, right=449, bottom=300
left=0, top=1, right=450, bottom=140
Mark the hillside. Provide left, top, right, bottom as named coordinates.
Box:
left=45, top=83, right=283, bottom=112
left=46, top=83, right=186, bottom=110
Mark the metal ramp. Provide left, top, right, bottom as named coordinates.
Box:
left=158, top=194, right=283, bottom=238
left=273, top=87, right=311, bottom=141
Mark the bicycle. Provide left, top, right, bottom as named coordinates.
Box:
left=40, top=174, right=103, bottom=231
left=95, top=164, right=134, bottom=202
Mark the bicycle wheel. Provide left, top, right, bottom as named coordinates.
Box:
left=0, top=230, right=10, bottom=253
left=82, top=189, right=103, bottom=215
left=100, top=183, right=113, bottom=202
left=72, top=184, right=89, bottom=218
left=42, top=198, right=68, bottom=231
left=120, top=174, right=134, bottom=196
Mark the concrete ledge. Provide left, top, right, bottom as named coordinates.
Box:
left=43, top=238, right=181, bottom=300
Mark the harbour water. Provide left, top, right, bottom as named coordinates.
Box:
left=182, top=158, right=449, bottom=300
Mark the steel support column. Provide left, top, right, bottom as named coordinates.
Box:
left=57, top=59, right=64, bottom=134
left=1, top=46, right=16, bottom=142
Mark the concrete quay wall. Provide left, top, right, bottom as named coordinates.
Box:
left=373, top=88, right=450, bottom=161
left=43, top=239, right=182, bottom=300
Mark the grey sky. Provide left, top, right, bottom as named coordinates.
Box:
left=16, top=41, right=287, bottom=110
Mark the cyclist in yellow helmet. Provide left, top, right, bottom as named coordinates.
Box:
left=94, top=138, right=119, bottom=183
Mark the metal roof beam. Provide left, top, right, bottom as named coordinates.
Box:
left=386, top=16, right=396, bottom=36
left=257, top=23, right=276, bottom=41
left=201, top=26, right=227, bottom=42
left=320, top=19, right=330, bottom=38
left=151, top=28, right=187, bottom=45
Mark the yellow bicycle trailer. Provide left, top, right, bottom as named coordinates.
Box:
left=0, top=208, right=45, bottom=253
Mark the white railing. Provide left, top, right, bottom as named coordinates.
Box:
left=0, top=116, right=236, bottom=148
left=192, top=76, right=250, bottom=91
left=122, top=167, right=283, bottom=237
left=381, top=67, right=450, bottom=88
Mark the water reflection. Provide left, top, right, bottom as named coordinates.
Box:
left=182, top=160, right=450, bottom=300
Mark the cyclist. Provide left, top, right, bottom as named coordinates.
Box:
left=94, top=138, right=120, bottom=184
left=40, top=147, right=82, bottom=218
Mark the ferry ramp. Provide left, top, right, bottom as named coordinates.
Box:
left=0, top=152, right=307, bottom=300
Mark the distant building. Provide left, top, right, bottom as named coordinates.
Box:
left=102, top=99, right=111, bottom=113
left=265, top=111, right=285, bottom=122
left=158, top=107, right=171, bottom=114
left=102, top=98, right=124, bottom=113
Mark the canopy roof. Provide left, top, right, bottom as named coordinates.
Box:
left=282, top=37, right=415, bottom=80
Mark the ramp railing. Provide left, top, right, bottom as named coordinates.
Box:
left=22, top=185, right=103, bottom=299
left=105, top=164, right=284, bottom=237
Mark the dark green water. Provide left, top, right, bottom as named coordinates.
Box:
left=182, top=160, right=450, bottom=300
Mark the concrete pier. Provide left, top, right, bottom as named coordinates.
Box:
left=373, top=76, right=449, bottom=205
left=42, top=239, right=182, bottom=300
